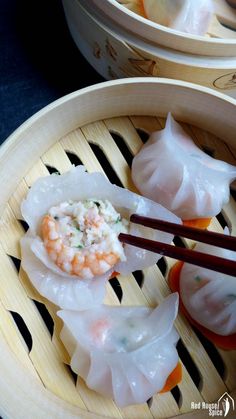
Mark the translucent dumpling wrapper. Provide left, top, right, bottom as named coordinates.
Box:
left=142, top=0, right=214, bottom=35
left=132, top=113, right=236, bottom=220
left=179, top=228, right=236, bottom=336
left=118, top=0, right=146, bottom=17
left=21, top=166, right=180, bottom=310
left=58, top=293, right=180, bottom=407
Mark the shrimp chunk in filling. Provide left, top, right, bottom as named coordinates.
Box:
left=41, top=199, right=129, bottom=279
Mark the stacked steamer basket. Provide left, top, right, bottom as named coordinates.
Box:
left=61, top=0, right=236, bottom=97
left=0, top=77, right=236, bottom=418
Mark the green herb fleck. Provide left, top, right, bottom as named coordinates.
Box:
left=194, top=275, right=202, bottom=282
left=116, top=216, right=121, bottom=224
left=94, top=201, right=101, bottom=207
left=54, top=216, right=59, bottom=220
left=76, top=244, right=84, bottom=249
left=76, top=226, right=81, bottom=232
left=120, top=337, right=128, bottom=346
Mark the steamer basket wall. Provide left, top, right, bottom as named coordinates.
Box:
left=62, top=0, right=236, bottom=98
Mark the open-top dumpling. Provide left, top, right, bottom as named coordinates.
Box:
left=21, top=165, right=180, bottom=309
left=132, top=113, right=236, bottom=222
left=58, top=293, right=181, bottom=406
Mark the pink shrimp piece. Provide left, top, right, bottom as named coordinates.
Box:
left=41, top=214, right=122, bottom=279
left=84, top=207, right=103, bottom=228
left=41, top=215, right=63, bottom=261
left=71, top=253, right=86, bottom=276
left=90, top=318, right=111, bottom=346
left=85, top=252, right=119, bottom=276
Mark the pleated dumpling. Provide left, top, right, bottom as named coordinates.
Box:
left=142, top=0, right=214, bottom=35
left=179, top=229, right=236, bottom=336
left=58, top=293, right=180, bottom=407
left=132, top=113, right=236, bottom=220
left=21, top=166, right=180, bottom=309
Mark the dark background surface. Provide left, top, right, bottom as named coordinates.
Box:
left=0, top=0, right=104, bottom=145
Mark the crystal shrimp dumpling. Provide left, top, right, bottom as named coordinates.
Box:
left=58, top=293, right=181, bottom=407
left=179, top=230, right=236, bottom=337
left=132, top=113, right=236, bottom=221
left=142, top=0, right=214, bottom=35
left=20, top=166, right=181, bottom=310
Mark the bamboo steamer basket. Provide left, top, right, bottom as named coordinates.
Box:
left=62, top=0, right=236, bottom=98
left=0, top=78, right=236, bottom=419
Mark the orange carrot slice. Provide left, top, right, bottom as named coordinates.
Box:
left=183, top=218, right=212, bottom=229
left=109, top=271, right=119, bottom=279
left=141, top=0, right=149, bottom=18
left=159, top=362, right=182, bottom=393
left=168, top=261, right=236, bottom=350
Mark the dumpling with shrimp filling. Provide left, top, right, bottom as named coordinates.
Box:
left=58, top=293, right=181, bottom=407
left=179, top=228, right=236, bottom=336
left=21, top=165, right=180, bottom=310
left=132, top=113, right=236, bottom=221
left=142, top=0, right=214, bottom=35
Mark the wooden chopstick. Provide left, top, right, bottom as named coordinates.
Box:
left=119, top=233, right=236, bottom=276
left=130, top=214, right=236, bottom=251
left=118, top=214, right=236, bottom=276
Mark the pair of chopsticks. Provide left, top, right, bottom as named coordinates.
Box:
left=119, top=214, right=236, bottom=276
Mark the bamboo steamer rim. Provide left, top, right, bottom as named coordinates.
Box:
left=1, top=77, right=236, bottom=216
left=75, top=0, right=236, bottom=68
left=0, top=77, right=236, bottom=418
left=89, top=0, right=236, bottom=57
left=79, top=0, right=236, bottom=68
